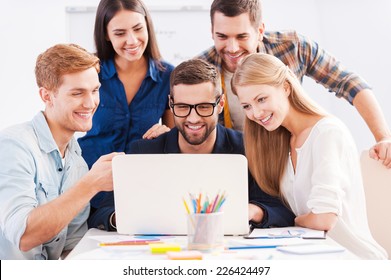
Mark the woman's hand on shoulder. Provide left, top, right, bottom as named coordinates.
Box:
left=142, top=123, right=170, bottom=140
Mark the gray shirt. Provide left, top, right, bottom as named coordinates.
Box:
left=0, top=112, right=89, bottom=259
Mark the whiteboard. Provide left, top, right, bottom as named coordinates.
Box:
left=66, top=5, right=213, bottom=65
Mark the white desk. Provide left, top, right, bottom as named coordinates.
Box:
left=66, top=228, right=358, bottom=260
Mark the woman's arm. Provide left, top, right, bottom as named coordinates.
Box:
left=142, top=110, right=174, bottom=140
left=295, top=212, right=337, bottom=231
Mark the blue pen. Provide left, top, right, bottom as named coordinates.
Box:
left=226, top=245, right=278, bottom=250
left=189, top=193, right=197, bottom=213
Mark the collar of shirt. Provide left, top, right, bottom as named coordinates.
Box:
left=31, top=111, right=81, bottom=156
left=162, top=124, right=237, bottom=154
left=212, top=124, right=237, bottom=153
left=163, top=128, right=181, bottom=153
left=99, top=57, right=161, bottom=83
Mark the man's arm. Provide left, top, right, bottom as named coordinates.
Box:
left=353, top=89, right=391, bottom=167
left=87, top=136, right=169, bottom=231
left=296, top=33, right=391, bottom=167
left=19, top=153, right=119, bottom=252
left=248, top=174, right=295, bottom=228
left=86, top=139, right=151, bottom=231
left=87, top=191, right=116, bottom=231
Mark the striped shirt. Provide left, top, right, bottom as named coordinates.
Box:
left=197, top=30, right=371, bottom=127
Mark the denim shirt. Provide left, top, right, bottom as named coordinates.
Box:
left=0, top=112, right=89, bottom=259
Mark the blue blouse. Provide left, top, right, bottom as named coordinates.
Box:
left=78, top=58, right=173, bottom=169
left=78, top=58, right=173, bottom=208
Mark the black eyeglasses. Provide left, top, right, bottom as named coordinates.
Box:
left=170, top=95, right=222, bottom=118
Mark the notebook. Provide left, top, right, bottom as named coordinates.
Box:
left=112, top=154, right=249, bottom=236
left=277, top=244, right=345, bottom=255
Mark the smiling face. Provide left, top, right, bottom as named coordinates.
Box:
left=212, top=12, right=263, bottom=73
left=171, top=82, right=223, bottom=151
left=106, top=9, right=148, bottom=63
left=42, top=67, right=100, bottom=139
left=235, top=83, right=290, bottom=131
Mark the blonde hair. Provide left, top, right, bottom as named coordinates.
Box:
left=232, top=53, right=325, bottom=196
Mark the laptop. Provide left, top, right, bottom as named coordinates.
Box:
left=112, top=154, right=249, bottom=236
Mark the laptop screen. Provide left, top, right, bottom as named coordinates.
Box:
left=112, top=154, right=249, bottom=235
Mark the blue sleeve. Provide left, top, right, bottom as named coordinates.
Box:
left=248, top=174, right=295, bottom=228
left=128, top=140, right=142, bottom=154
left=87, top=137, right=143, bottom=230
left=87, top=191, right=116, bottom=231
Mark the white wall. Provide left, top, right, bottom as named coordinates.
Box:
left=0, top=0, right=390, bottom=152
left=262, top=0, right=391, bottom=152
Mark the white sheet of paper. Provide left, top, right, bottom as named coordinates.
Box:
left=277, top=244, right=345, bottom=255
left=248, top=226, right=326, bottom=239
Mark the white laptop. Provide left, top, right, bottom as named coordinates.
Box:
left=112, top=154, right=249, bottom=236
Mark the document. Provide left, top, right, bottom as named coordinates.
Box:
left=277, top=244, right=345, bottom=255
left=247, top=226, right=326, bottom=239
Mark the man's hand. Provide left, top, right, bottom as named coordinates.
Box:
left=369, top=138, right=391, bottom=168
left=248, top=203, right=264, bottom=223
left=87, top=152, right=124, bottom=192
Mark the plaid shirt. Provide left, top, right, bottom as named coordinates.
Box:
left=196, top=30, right=371, bottom=127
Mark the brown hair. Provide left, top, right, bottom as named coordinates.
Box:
left=170, top=59, right=222, bottom=99
left=35, top=43, right=100, bottom=91
left=94, top=0, right=164, bottom=70
left=232, top=53, right=325, bottom=196
left=210, top=0, right=262, bottom=29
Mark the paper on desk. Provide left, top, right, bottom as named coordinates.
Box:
left=247, top=226, right=326, bottom=239
left=70, top=247, right=156, bottom=260
left=87, top=235, right=174, bottom=243
left=227, top=237, right=312, bottom=247
left=277, top=244, right=345, bottom=255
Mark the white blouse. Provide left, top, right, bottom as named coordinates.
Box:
left=280, top=117, right=387, bottom=259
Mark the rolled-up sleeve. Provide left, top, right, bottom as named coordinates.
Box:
left=307, top=127, right=351, bottom=216
left=248, top=174, right=295, bottom=228
left=0, top=135, right=37, bottom=248
left=298, top=33, right=371, bottom=104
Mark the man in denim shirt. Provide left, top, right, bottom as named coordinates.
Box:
left=0, top=44, right=121, bottom=259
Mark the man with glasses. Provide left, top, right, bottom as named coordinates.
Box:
left=89, top=59, right=295, bottom=231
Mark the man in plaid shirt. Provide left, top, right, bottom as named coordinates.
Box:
left=197, top=0, right=391, bottom=167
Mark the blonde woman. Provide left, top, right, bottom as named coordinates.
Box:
left=231, top=53, right=387, bottom=259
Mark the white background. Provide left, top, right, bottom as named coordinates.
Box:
left=0, top=0, right=390, bottom=152
left=2, top=259, right=391, bottom=279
